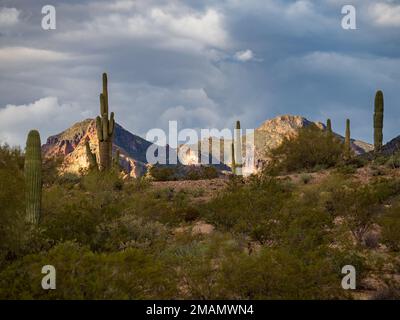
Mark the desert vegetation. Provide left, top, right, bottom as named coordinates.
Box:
left=1, top=78, right=399, bottom=300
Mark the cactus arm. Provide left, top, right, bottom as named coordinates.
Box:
left=96, top=116, right=103, bottom=141
left=102, top=73, right=108, bottom=114
left=85, top=140, right=98, bottom=170
left=109, top=112, right=115, bottom=136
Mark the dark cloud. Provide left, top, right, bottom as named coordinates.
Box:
left=0, top=0, right=399, bottom=146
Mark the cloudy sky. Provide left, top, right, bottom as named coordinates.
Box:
left=0, top=0, right=399, bottom=147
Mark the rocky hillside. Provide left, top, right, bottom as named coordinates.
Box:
left=42, top=119, right=151, bottom=177
left=381, top=135, right=400, bottom=155
left=252, top=115, right=373, bottom=168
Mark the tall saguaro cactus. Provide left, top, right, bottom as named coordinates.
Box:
left=231, top=121, right=242, bottom=175
left=374, top=90, right=384, bottom=152
left=231, top=142, right=236, bottom=175
left=96, top=73, right=115, bottom=171
left=326, top=119, right=333, bottom=136
left=344, top=119, right=351, bottom=157
left=25, top=130, right=42, bottom=225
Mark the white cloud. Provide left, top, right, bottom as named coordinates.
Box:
left=0, top=97, right=89, bottom=147
left=370, top=3, right=400, bottom=27
left=0, top=47, right=72, bottom=71
left=0, top=7, right=20, bottom=27
left=234, top=49, right=254, bottom=62
left=60, top=6, right=229, bottom=51
left=0, top=47, right=70, bottom=65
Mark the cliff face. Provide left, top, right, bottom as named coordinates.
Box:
left=42, top=119, right=150, bottom=177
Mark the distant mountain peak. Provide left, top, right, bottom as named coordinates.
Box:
left=42, top=119, right=150, bottom=177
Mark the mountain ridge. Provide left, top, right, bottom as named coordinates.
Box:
left=41, top=115, right=374, bottom=177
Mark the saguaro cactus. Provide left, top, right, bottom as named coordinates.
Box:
left=231, top=121, right=243, bottom=175
left=344, top=119, right=351, bottom=157
left=25, top=130, right=42, bottom=225
left=85, top=140, right=98, bottom=171
left=231, top=142, right=236, bottom=175
left=374, top=90, right=384, bottom=152
left=326, top=119, right=332, bottom=136
left=96, top=73, right=115, bottom=171
left=235, top=121, right=243, bottom=175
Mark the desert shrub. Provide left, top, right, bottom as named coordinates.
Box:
left=164, top=233, right=239, bottom=299
left=326, top=178, right=400, bottom=245
left=41, top=183, right=123, bottom=248
left=266, top=126, right=344, bottom=174
left=203, top=176, right=290, bottom=236
left=219, top=247, right=347, bottom=299
left=300, top=173, right=313, bottom=184
left=94, top=215, right=169, bottom=252
left=0, top=145, right=28, bottom=267
left=185, top=166, right=219, bottom=180
left=0, top=241, right=177, bottom=299
left=175, top=206, right=201, bottom=222
left=380, top=203, right=400, bottom=252
left=56, top=172, right=81, bottom=188
left=370, top=287, right=400, bottom=300
left=149, top=166, right=177, bottom=181
left=81, top=169, right=123, bottom=192
left=386, top=153, right=400, bottom=169
left=42, top=157, right=63, bottom=186
left=335, top=164, right=357, bottom=175
left=125, top=177, right=150, bottom=192
left=121, top=188, right=190, bottom=226
left=363, top=231, right=380, bottom=249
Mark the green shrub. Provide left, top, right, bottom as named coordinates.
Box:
left=219, top=247, right=348, bottom=299
left=266, top=126, right=344, bottom=174
left=0, top=144, right=27, bottom=267
left=94, top=215, right=169, bottom=252
left=149, top=166, right=177, bottom=181
left=300, top=174, right=313, bottom=184
left=386, top=153, right=400, bottom=169
left=0, top=241, right=177, bottom=299
left=380, top=203, right=400, bottom=252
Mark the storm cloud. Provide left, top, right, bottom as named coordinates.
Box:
left=0, top=0, right=399, bottom=146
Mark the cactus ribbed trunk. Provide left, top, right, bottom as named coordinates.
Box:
left=231, top=142, right=236, bottom=175
left=326, top=119, right=332, bottom=137
left=96, top=73, right=115, bottom=171
left=25, top=130, right=42, bottom=225
left=234, top=120, right=242, bottom=176
left=344, top=119, right=351, bottom=157
left=374, top=90, right=384, bottom=152
left=99, top=141, right=111, bottom=170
